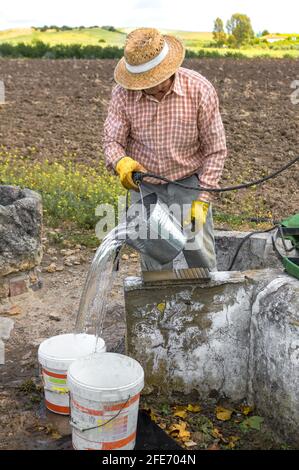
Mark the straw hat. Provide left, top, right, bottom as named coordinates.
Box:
left=114, top=28, right=185, bottom=90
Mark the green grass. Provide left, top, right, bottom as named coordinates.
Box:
left=0, top=148, right=125, bottom=232
left=0, top=147, right=274, bottom=249
left=1, top=27, right=298, bottom=58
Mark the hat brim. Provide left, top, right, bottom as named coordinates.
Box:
left=114, top=35, right=185, bottom=90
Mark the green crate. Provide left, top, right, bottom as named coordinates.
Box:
left=282, top=257, right=299, bottom=280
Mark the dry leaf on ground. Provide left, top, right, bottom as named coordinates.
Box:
left=216, top=406, right=233, bottom=421
left=169, top=421, right=191, bottom=441
left=240, top=405, right=254, bottom=416
left=187, top=404, right=201, bottom=413
left=173, top=406, right=187, bottom=419
left=184, top=440, right=197, bottom=448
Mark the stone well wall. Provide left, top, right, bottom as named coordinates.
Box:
left=124, top=268, right=299, bottom=443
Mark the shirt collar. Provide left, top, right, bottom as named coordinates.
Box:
left=172, top=70, right=184, bottom=97
left=134, top=70, right=184, bottom=102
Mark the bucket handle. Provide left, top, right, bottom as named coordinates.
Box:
left=69, top=395, right=131, bottom=433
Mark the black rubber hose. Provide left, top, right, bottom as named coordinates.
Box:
left=228, top=226, right=278, bottom=271
left=132, top=154, right=299, bottom=193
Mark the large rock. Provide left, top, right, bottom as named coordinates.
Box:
left=0, top=185, right=43, bottom=277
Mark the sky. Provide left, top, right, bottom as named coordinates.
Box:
left=0, top=0, right=298, bottom=33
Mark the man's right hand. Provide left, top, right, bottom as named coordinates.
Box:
left=115, top=156, right=146, bottom=190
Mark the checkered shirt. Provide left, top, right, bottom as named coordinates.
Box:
left=103, top=67, right=227, bottom=202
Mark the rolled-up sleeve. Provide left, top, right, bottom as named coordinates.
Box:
left=197, top=84, right=227, bottom=202
left=103, top=85, right=130, bottom=172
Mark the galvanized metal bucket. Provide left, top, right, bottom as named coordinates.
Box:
left=125, top=193, right=187, bottom=265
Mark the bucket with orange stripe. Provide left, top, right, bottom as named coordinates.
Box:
left=67, top=353, right=144, bottom=450
left=38, top=334, right=106, bottom=415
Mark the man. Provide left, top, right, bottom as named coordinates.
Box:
left=103, top=28, right=227, bottom=271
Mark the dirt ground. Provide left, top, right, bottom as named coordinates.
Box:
left=0, top=57, right=298, bottom=450
left=0, top=57, right=298, bottom=218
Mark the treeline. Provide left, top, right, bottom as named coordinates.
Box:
left=0, top=41, right=295, bottom=59
left=0, top=41, right=246, bottom=59
left=0, top=42, right=125, bottom=59
left=32, top=25, right=123, bottom=33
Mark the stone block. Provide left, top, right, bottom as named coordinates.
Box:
left=214, top=230, right=291, bottom=271
left=0, top=185, right=43, bottom=277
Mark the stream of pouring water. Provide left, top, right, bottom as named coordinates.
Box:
left=74, top=187, right=146, bottom=346
left=74, top=223, right=125, bottom=338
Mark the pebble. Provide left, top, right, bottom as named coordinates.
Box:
left=56, top=266, right=64, bottom=272
left=0, top=304, right=22, bottom=316
left=45, top=263, right=57, bottom=273
left=47, top=248, right=57, bottom=256
left=64, top=259, right=73, bottom=267
left=49, top=314, right=61, bottom=322
left=21, top=351, right=32, bottom=360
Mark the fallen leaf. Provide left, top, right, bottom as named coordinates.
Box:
left=169, top=421, right=191, bottom=441
left=173, top=405, right=187, bottom=419
left=187, top=404, right=201, bottom=413
left=240, top=405, right=254, bottom=416
left=216, top=406, right=233, bottom=421
left=227, top=436, right=240, bottom=449
left=158, top=422, right=167, bottom=430
left=51, top=431, right=62, bottom=440
left=240, top=415, right=264, bottom=432
left=174, top=410, right=187, bottom=419
left=212, top=428, right=223, bottom=439
left=184, top=440, right=197, bottom=447
left=157, top=302, right=166, bottom=313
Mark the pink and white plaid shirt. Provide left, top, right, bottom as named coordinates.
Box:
left=103, top=67, right=227, bottom=202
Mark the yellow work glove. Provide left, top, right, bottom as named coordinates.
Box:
left=115, top=156, right=146, bottom=190
left=191, top=200, right=209, bottom=225
left=184, top=200, right=209, bottom=228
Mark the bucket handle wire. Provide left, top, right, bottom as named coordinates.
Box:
left=39, top=367, right=131, bottom=430
left=69, top=395, right=131, bottom=433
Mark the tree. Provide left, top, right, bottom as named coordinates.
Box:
left=261, top=30, right=270, bottom=37
left=226, top=13, right=254, bottom=47
left=213, top=18, right=227, bottom=46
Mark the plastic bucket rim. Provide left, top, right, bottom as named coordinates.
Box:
left=38, top=334, right=106, bottom=369
left=67, top=352, right=144, bottom=394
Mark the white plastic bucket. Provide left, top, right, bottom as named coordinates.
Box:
left=38, top=334, right=106, bottom=415
left=67, top=352, right=144, bottom=450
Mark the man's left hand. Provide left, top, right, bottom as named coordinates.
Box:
left=191, top=200, right=209, bottom=225
left=184, top=200, right=209, bottom=228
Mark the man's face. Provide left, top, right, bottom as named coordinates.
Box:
left=143, top=75, right=174, bottom=99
